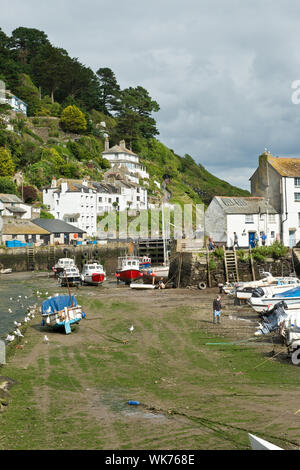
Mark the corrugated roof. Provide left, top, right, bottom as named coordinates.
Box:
left=2, top=219, right=50, bottom=235
left=32, top=218, right=85, bottom=234
left=215, top=196, right=278, bottom=214
left=267, top=155, right=300, bottom=177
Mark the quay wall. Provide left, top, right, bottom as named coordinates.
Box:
left=0, top=242, right=129, bottom=273
left=169, top=252, right=294, bottom=288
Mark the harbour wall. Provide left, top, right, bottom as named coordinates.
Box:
left=0, top=242, right=130, bottom=274
left=169, top=252, right=294, bottom=288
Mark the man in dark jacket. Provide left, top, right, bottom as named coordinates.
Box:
left=213, top=295, right=222, bottom=324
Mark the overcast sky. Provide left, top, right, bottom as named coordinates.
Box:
left=2, top=0, right=300, bottom=189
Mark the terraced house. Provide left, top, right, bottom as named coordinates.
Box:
left=250, top=151, right=300, bottom=247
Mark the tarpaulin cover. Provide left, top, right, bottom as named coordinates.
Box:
left=274, top=286, right=300, bottom=298
left=258, top=303, right=288, bottom=334
left=41, top=295, right=78, bottom=315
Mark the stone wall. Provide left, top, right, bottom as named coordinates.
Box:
left=169, top=252, right=293, bottom=288
left=0, top=242, right=129, bottom=273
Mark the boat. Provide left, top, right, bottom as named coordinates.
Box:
left=139, top=256, right=152, bottom=271
left=237, top=276, right=300, bottom=300
left=81, top=261, right=106, bottom=285
left=249, top=285, right=300, bottom=313
left=115, top=256, right=143, bottom=284
left=57, top=266, right=81, bottom=287
left=0, top=268, right=12, bottom=274
left=248, top=433, right=283, bottom=450
left=40, top=294, right=85, bottom=334
left=52, top=258, right=76, bottom=275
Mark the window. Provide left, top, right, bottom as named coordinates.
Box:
left=268, top=214, right=276, bottom=224
left=54, top=233, right=60, bottom=238
left=271, top=231, right=275, bottom=238
left=298, top=213, right=300, bottom=227
left=295, top=178, right=300, bottom=187
left=98, top=197, right=102, bottom=202
left=295, top=193, right=300, bottom=201
left=245, top=214, right=254, bottom=223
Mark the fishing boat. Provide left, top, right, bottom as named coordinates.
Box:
left=57, top=266, right=81, bottom=287
left=52, top=258, right=77, bottom=275
left=81, top=261, right=106, bottom=285
left=115, top=256, right=143, bottom=284
left=40, top=294, right=85, bottom=334
left=139, top=256, right=152, bottom=271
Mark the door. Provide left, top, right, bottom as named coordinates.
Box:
left=289, top=230, right=296, bottom=248
left=248, top=232, right=256, bottom=248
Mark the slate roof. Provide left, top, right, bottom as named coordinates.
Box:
left=215, top=196, right=278, bottom=214
left=0, top=193, right=23, bottom=204
left=32, top=218, right=85, bottom=234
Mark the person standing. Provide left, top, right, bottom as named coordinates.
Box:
left=233, top=232, right=239, bottom=249
left=261, top=232, right=267, bottom=246
left=213, top=295, right=222, bottom=324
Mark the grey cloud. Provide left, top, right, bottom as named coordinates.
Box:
left=3, top=0, right=300, bottom=189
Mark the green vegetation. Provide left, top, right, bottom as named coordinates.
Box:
left=0, top=25, right=249, bottom=206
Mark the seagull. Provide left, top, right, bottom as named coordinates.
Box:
left=45, top=292, right=48, bottom=295
left=129, top=325, right=134, bottom=333
left=14, top=329, right=23, bottom=337
left=18, top=295, right=22, bottom=298
left=6, top=334, right=15, bottom=342
left=24, top=296, right=28, bottom=299
left=8, top=308, right=12, bottom=314
left=9, top=297, right=13, bottom=301
left=14, top=321, right=21, bottom=327
left=43, top=335, right=49, bottom=344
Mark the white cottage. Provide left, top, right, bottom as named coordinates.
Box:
left=205, top=196, right=280, bottom=248
left=43, top=178, right=97, bottom=236
left=250, top=152, right=300, bottom=247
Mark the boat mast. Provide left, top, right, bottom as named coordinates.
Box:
left=162, top=203, right=168, bottom=266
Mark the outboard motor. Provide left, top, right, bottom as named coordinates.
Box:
left=252, top=287, right=265, bottom=298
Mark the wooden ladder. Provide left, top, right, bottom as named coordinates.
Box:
left=27, top=247, right=35, bottom=271
left=48, top=245, right=55, bottom=270
left=224, top=249, right=239, bottom=283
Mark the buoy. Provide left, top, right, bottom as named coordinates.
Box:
left=128, top=400, right=140, bottom=406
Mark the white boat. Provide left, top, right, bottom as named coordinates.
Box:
left=237, top=277, right=300, bottom=300
left=58, top=266, right=81, bottom=287
left=53, top=258, right=76, bottom=274
left=248, top=433, right=283, bottom=450
left=81, top=261, right=106, bottom=285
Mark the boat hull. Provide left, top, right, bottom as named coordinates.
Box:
left=41, top=295, right=84, bottom=334
left=116, top=269, right=143, bottom=283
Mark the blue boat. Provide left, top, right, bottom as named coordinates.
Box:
left=41, top=294, right=85, bottom=334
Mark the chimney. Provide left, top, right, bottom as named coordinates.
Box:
left=51, top=177, right=57, bottom=188
left=105, top=136, right=109, bottom=151
left=119, top=139, right=126, bottom=150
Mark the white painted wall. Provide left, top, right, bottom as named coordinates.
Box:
left=281, top=177, right=300, bottom=247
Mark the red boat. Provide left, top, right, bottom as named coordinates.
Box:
left=116, top=256, right=143, bottom=284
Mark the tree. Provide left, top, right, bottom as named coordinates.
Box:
left=96, top=67, right=121, bottom=115
left=30, top=44, right=69, bottom=102
left=22, top=185, right=38, bottom=203
left=0, top=147, right=14, bottom=176
left=60, top=105, right=87, bottom=133
left=10, top=27, right=49, bottom=65
left=116, top=86, right=160, bottom=148
left=0, top=176, right=17, bottom=194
